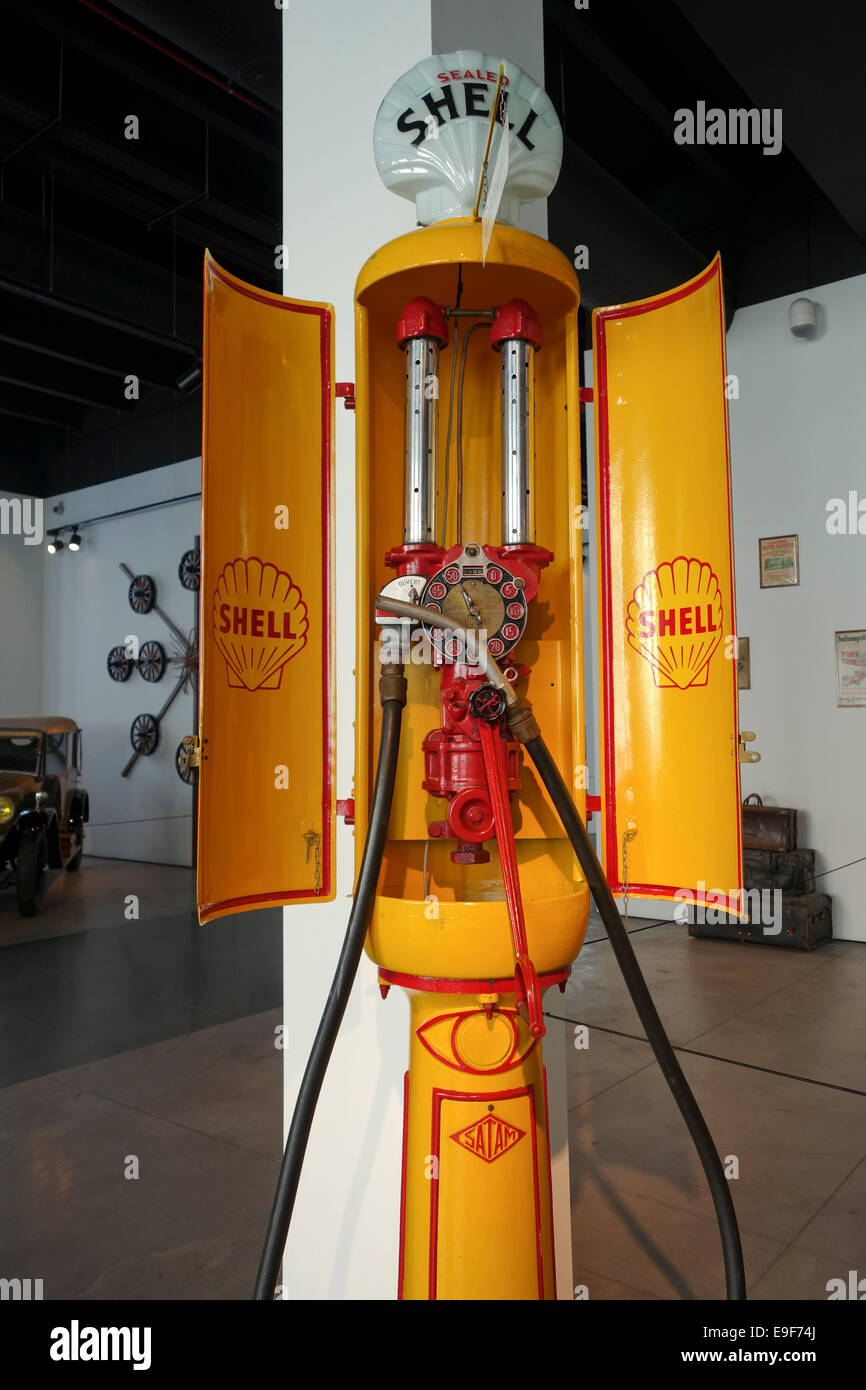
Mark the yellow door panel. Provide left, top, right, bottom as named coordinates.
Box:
left=198, top=254, right=335, bottom=922
left=593, top=256, right=742, bottom=910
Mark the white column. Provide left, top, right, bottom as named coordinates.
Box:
left=280, top=0, right=571, bottom=1299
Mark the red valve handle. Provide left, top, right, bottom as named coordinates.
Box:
left=477, top=719, right=545, bottom=1039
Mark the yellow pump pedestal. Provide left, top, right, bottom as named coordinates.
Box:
left=353, top=219, right=589, bottom=1299
left=396, top=986, right=561, bottom=1301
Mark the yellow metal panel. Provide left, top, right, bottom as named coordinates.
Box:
left=593, top=255, right=742, bottom=909
left=399, top=989, right=556, bottom=1301
left=198, top=254, right=335, bottom=922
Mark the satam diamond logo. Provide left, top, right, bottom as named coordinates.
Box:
left=450, top=1113, right=526, bottom=1163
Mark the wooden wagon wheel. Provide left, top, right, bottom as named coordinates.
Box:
left=107, top=645, right=133, bottom=681
left=130, top=713, right=159, bottom=756
left=178, top=549, right=200, bottom=591
left=138, top=640, right=166, bottom=683
left=128, top=574, right=156, bottom=614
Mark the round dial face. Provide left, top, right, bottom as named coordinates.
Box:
left=421, top=548, right=528, bottom=662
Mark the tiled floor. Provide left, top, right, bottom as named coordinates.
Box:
left=1, top=861, right=864, bottom=1300
left=559, top=915, right=866, bottom=1300
left=0, top=856, right=284, bottom=1299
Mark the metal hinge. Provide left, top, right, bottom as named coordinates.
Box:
left=178, top=734, right=201, bottom=776
left=738, top=731, right=761, bottom=764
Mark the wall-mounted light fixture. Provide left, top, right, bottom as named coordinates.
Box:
left=789, top=297, right=820, bottom=340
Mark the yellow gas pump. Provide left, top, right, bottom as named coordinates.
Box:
left=355, top=222, right=588, bottom=1299
left=198, top=49, right=748, bottom=1303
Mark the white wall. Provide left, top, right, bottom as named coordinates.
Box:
left=727, top=276, right=866, bottom=942
left=279, top=0, right=432, bottom=1304
left=41, top=459, right=201, bottom=865
left=0, top=491, right=44, bottom=712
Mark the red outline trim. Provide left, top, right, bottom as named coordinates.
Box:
left=397, top=1070, right=409, bottom=1301
left=378, top=966, right=570, bottom=994
left=415, top=1007, right=538, bottom=1075
left=541, top=1066, right=557, bottom=1300
left=428, top=1085, right=545, bottom=1301
left=200, top=259, right=334, bottom=917
left=594, top=257, right=742, bottom=897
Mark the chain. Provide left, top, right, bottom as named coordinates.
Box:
left=304, top=830, right=321, bottom=892
left=621, top=825, right=637, bottom=933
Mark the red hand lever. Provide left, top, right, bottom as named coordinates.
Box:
left=477, top=719, right=545, bottom=1039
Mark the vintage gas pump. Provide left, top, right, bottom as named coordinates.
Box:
left=198, top=50, right=747, bottom=1302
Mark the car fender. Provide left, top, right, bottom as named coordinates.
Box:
left=18, top=807, right=63, bottom=868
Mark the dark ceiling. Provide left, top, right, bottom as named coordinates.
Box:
left=544, top=0, right=866, bottom=316
left=0, top=0, right=280, bottom=497
left=0, top=0, right=864, bottom=497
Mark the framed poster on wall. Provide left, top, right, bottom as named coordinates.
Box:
left=835, top=629, right=866, bottom=707
left=759, top=534, right=799, bottom=588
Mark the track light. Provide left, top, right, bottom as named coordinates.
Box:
left=68, top=532, right=82, bottom=551
left=46, top=536, right=64, bottom=554
left=176, top=360, right=202, bottom=394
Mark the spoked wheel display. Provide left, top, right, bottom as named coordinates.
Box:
left=130, top=713, right=159, bottom=756
left=137, top=640, right=166, bottom=682
left=178, top=549, right=200, bottom=591
left=128, top=574, right=155, bottom=614
left=16, top=831, right=48, bottom=917
left=107, top=645, right=133, bottom=681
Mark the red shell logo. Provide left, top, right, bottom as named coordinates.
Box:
left=450, top=1114, right=526, bottom=1163
left=626, top=557, right=723, bottom=690
left=212, top=557, right=308, bottom=691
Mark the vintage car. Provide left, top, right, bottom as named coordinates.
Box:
left=0, top=717, right=89, bottom=916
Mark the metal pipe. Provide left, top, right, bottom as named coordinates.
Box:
left=500, top=338, right=534, bottom=544
left=491, top=300, right=541, bottom=548
left=374, top=592, right=518, bottom=707
left=403, top=335, right=439, bottom=544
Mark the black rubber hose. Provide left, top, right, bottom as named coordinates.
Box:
left=253, top=683, right=405, bottom=1301
left=523, top=732, right=747, bottom=1301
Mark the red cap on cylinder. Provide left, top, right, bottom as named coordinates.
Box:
left=490, top=298, right=542, bottom=351
left=396, top=297, right=448, bottom=348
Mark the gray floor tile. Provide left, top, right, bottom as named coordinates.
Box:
left=689, top=957, right=866, bottom=1090
left=0, top=1067, right=279, bottom=1300
left=50, top=1009, right=284, bottom=1160
left=570, top=1175, right=785, bottom=1299
left=569, top=1044, right=866, bottom=1249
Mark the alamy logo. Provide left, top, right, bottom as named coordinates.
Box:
left=0, top=496, right=43, bottom=546
left=674, top=102, right=782, bottom=157
left=826, top=492, right=866, bottom=535
left=50, top=1320, right=152, bottom=1371
left=826, top=1270, right=866, bottom=1299
left=0, top=1276, right=43, bottom=1299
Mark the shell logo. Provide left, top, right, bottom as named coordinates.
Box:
left=626, top=557, right=723, bottom=690
left=212, top=556, right=309, bottom=692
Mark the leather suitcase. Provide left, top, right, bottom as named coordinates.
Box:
left=688, top=891, right=832, bottom=951
left=743, top=847, right=815, bottom=893
left=777, top=893, right=833, bottom=950
left=742, top=793, right=798, bottom=851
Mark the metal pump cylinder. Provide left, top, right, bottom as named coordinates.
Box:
left=491, top=299, right=542, bottom=547
left=397, top=298, right=448, bottom=545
